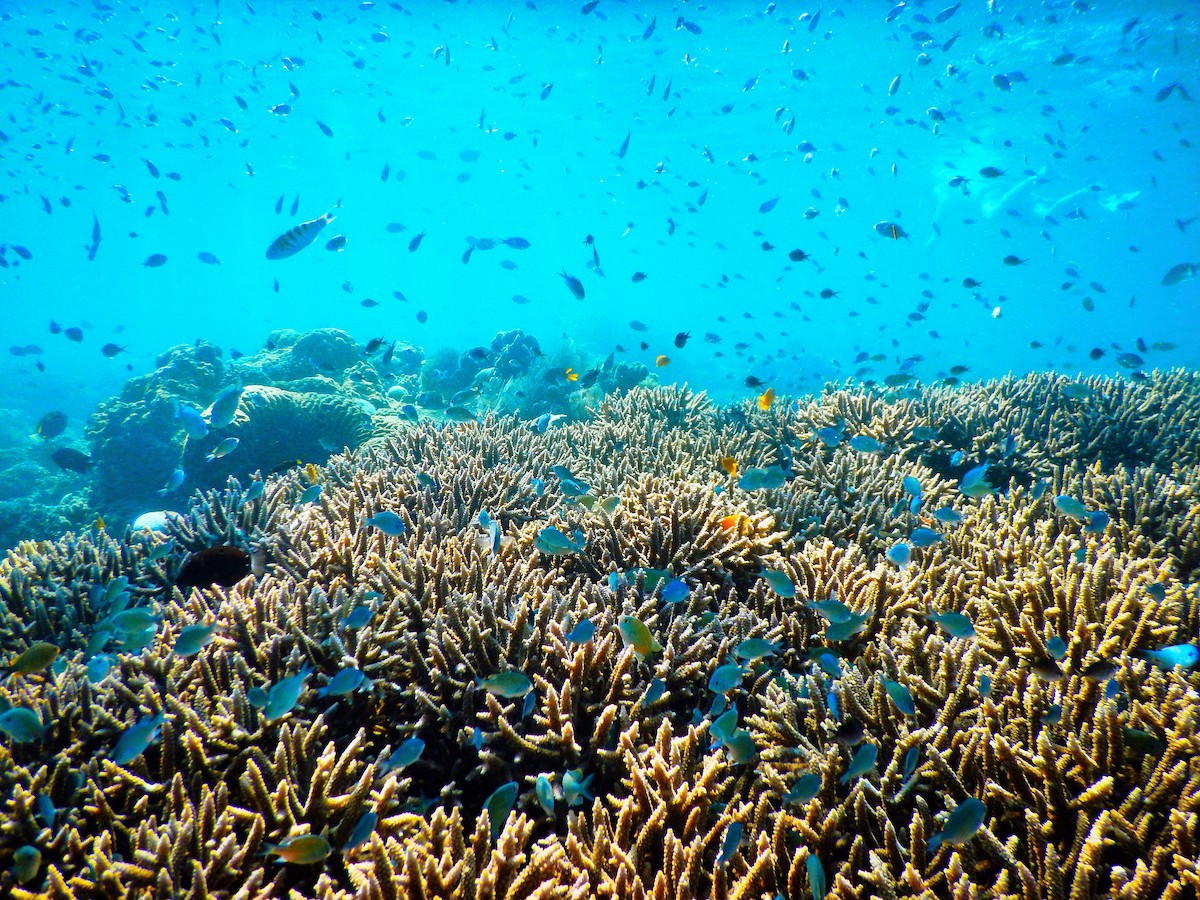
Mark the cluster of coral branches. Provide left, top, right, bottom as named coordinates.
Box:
left=1, top=371, right=1198, bottom=898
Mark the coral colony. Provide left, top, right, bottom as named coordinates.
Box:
left=1, top=353, right=1198, bottom=898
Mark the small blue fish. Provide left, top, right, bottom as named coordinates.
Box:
left=840, top=742, right=877, bottom=782
left=485, top=781, right=519, bottom=840
left=724, top=728, right=756, bottom=763
left=738, top=466, right=787, bottom=491
left=979, top=673, right=992, bottom=697
left=1140, top=643, right=1199, bottom=670
left=522, top=690, right=536, bottom=718
left=10, top=845, right=40, bottom=885
left=174, top=401, right=209, bottom=438
left=909, top=527, right=942, bottom=548
left=344, top=811, right=377, bottom=851
left=1046, top=636, right=1068, bottom=660
left=206, top=436, right=240, bottom=462
left=383, top=737, right=425, bottom=772
left=734, top=638, right=781, bottom=661
left=901, top=476, right=922, bottom=497
left=784, top=773, right=822, bottom=804
left=535, top=526, right=586, bottom=556
left=817, top=652, right=842, bottom=678
left=718, top=821, right=742, bottom=864
left=0, top=707, right=45, bottom=742
left=760, top=568, right=795, bottom=597
left=365, top=511, right=406, bottom=536
left=1053, top=495, right=1090, bottom=518
left=1041, top=703, right=1062, bottom=725
left=1083, top=510, right=1109, bottom=533
left=924, top=610, right=975, bottom=639
left=901, top=746, right=920, bottom=783
left=86, top=653, right=115, bottom=682
left=295, top=484, right=323, bottom=506
left=849, top=435, right=881, bottom=453
left=959, top=463, right=994, bottom=498
left=660, top=578, right=689, bottom=604
left=708, top=662, right=744, bottom=694
left=564, top=619, right=596, bottom=643
left=928, top=797, right=987, bottom=851
left=174, top=623, right=217, bottom=657
left=950, top=450, right=964, bottom=467
left=35, top=792, right=56, bottom=828
left=479, top=671, right=534, bottom=698
left=342, top=605, right=374, bottom=629
left=806, top=852, right=826, bottom=900
left=316, top=667, right=366, bottom=697
left=814, top=426, right=843, bottom=448
left=881, top=677, right=916, bottom=716
left=642, top=677, right=667, bottom=705
left=111, top=712, right=165, bottom=764
left=887, top=542, right=911, bottom=566
left=262, top=665, right=313, bottom=720
left=243, top=481, right=265, bottom=503
left=563, top=768, right=594, bottom=807
left=808, top=598, right=852, bottom=623
left=710, top=707, right=738, bottom=745
left=535, top=774, right=556, bottom=816
left=933, top=506, right=964, bottom=525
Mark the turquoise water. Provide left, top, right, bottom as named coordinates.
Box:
left=1, top=0, right=1197, bottom=512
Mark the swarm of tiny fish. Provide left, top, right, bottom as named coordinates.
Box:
left=0, top=376, right=1198, bottom=900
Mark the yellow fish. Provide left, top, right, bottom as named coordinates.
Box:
left=262, top=833, right=332, bottom=865
left=304, top=463, right=319, bottom=484
left=618, top=615, right=661, bottom=661
left=719, top=513, right=745, bottom=533
left=719, top=456, right=738, bottom=477
left=3, top=642, right=60, bottom=678
left=565, top=367, right=579, bottom=382
left=757, top=388, right=775, bottom=411
left=655, top=355, right=671, bottom=367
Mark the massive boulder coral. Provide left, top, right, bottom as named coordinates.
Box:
left=0, top=372, right=1197, bottom=899
left=180, top=385, right=376, bottom=487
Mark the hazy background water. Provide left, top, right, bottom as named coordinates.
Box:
left=2, top=0, right=1197, bottom=429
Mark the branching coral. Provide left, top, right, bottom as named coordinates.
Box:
left=1, top=374, right=1197, bottom=899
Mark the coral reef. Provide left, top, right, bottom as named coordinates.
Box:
left=2, top=371, right=1197, bottom=899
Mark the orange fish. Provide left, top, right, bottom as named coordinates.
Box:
left=565, top=367, right=579, bottom=382
left=719, top=514, right=744, bottom=532
left=719, top=456, right=738, bottom=477
left=757, top=388, right=775, bottom=411
left=655, top=355, right=670, bottom=367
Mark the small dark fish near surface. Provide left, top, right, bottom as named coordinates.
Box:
left=266, top=210, right=336, bottom=260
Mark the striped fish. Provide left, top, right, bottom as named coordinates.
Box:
left=265, top=210, right=335, bottom=260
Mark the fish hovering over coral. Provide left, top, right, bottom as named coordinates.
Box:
left=265, top=206, right=338, bottom=260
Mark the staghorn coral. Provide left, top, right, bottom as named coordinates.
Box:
left=0, top=374, right=1197, bottom=899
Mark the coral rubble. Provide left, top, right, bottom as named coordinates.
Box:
left=1, top=370, right=1198, bottom=899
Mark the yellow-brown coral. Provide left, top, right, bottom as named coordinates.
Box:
left=0, top=372, right=1197, bottom=899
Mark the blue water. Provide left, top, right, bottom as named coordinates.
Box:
left=1, top=0, right=1197, bottom=522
